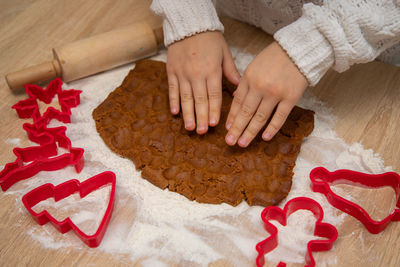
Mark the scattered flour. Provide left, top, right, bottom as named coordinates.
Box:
left=267, top=210, right=320, bottom=264
left=32, top=186, right=111, bottom=235
left=5, top=138, right=21, bottom=146
left=1, top=48, right=393, bottom=266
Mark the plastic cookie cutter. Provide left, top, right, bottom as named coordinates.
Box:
left=310, top=167, right=400, bottom=234
left=12, top=78, right=82, bottom=126
left=1, top=79, right=85, bottom=191
left=0, top=145, right=84, bottom=191
left=22, top=123, right=72, bottom=148
left=255, top=197, right=338, bottom=267
left=22, top=171, right=116, bottom=248
left=0, top=123, right=84, bottom=191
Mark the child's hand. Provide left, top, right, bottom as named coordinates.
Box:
left=225, top=41, right=308, bottom=147
left=167, top=31, right=240, bottom=134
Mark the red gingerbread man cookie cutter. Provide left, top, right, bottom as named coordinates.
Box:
left=256, top=197, right=338, bottom=267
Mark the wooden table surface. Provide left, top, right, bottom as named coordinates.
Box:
left=1, top=1, right=399, bottom=266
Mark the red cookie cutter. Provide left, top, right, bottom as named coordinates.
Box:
left=22, top=171, right=116, bottom=248
left=310, top=167, right=400, bottom=234
left=22, top=123, right=71, bottom=148
left=12, top=78, right=81, bottom=126
left=256, top=197, right=338, bottom=267
left=1, top=79, right=84, bottom=191
left=0, top=123, right=84, bottom=191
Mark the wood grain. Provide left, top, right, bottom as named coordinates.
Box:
left=0, top=1, right=399, bottom=266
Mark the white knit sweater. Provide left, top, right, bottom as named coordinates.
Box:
left=150, top=0, right=400, bottom=86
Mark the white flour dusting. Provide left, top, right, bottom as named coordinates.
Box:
left=5, top=138, right=21, bottom=146
left=1, top=48, right=393, bottom=266
left=32, top=186, right=111, bottom=235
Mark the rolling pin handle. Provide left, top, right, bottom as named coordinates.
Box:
left=5, top=59, right=62, bottom=92
left=5, top=22, right=163, bottom=92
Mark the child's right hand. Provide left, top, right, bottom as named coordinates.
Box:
left=167, top=31, right=241, bottom=134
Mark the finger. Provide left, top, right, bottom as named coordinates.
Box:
left=178, top=78, right=196, bottom=131
left=206, top=71, right=222, bottom=127
left=222, top=46, right=241, bottom=85
left=237, top=98, right=278, bottom=147
left=262, top=101, right=294, bottom=141
left=225, top=91, right=261, bottom=146
left=191, top=79, right=209, bottom=134
left=167, top=73, right=180, bottom=114
left=225, top=80, right=248, bottom=130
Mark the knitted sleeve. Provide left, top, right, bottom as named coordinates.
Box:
left=150, top=0, right=224, bottom=47
left=274, top=1, right=400, bottom=86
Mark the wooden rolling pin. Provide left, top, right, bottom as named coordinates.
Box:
left=6, top=22, right=164, bottom=91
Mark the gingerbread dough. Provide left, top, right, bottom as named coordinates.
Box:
left=92, top=60, right=314, bottom=206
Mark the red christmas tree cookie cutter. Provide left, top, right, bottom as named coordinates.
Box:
left=22, top=171, right=116, bottom=248
left=310, top=167, right=400, bottom=234
left=256, top=197, right=338, bottom=267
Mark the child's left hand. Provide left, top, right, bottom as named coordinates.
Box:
left=225, top=41, right=309, bottom=147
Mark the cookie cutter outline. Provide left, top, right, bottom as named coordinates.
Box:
left=255, top=197, right=338, bottom=267
left=0, top=123, right=84, bottom=191
left=22, top=171, right=116, bottom=248
left=1, top=78, right=84, bottom=191
left=0, top=146, right=84, bottom=191
left=5, top=78, right=115, bottom=248
left=310, top=167, right=400, bottom=234
left=12, top=78, right=82, bottom=126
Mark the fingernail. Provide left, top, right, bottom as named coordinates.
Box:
left=226, top=122, right=232, bottom=130
left=263, top=132, right=272, bottom=140
left=238, top=137, right=248, bottom=147
left=185, top=121, right=194, bottom=129
left=226, top=134, right=235, bottom=145
left=209, top=118, right=217, bottom=126
left=171, top=107, right=178, bottom=114
left=197, top=125, right=207, bottom=133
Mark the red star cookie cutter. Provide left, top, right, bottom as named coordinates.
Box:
left=12, top=78, right=81, bottom=126
left=22, top=171, right=116, bottom=248
left=255, top=197, right=338, bottom=267
left=310, top=167, right=400, bottom=234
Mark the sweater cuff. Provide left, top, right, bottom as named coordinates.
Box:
left=150, top=0, right=224, bottom=47
left=274, top=16, right=335, bottom=86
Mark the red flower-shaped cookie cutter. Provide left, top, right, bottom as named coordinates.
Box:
left=22, top=171, right=116, bottom=248
left=256, top=197, right=338, bottom=267
left=310, top=167, right=400, bottom=234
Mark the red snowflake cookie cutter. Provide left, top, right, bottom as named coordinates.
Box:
left=256, top=197, right=338, bottom=267
left=22, top=171, right=116, bottom=248
left=310, top=167, right=400, bottom=234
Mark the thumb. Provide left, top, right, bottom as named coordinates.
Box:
left=222, top=47, right=241, bottom=85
